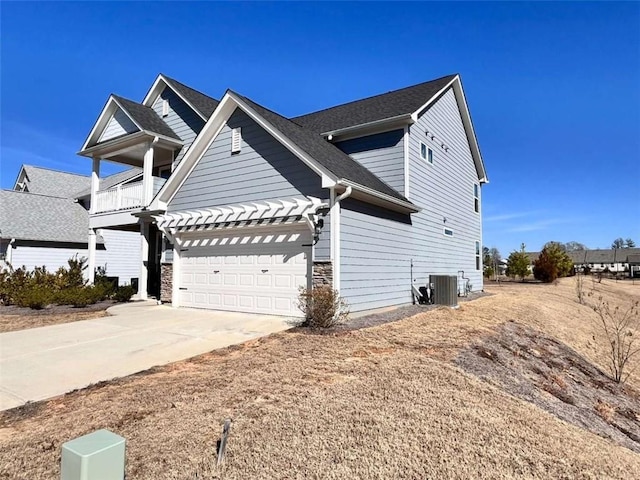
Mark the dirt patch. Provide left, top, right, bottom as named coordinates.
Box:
left=456, top=321, right=640, bottom=453
left=0, top=302, right=112, bottom=333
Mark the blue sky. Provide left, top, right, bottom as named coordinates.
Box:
left=1, top=2, right=638, bottom=255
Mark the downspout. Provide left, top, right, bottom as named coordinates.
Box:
left=5, top=238, right=15, bottom=268
left=331, top=185, right=353, bottom=295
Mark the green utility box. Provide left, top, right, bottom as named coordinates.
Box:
left=61, top=429, right=125, bottom=480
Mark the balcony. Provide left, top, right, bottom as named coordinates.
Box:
left=93, top=177, right=166, bottom=214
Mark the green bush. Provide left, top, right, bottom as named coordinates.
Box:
left=15, top=285, right=54, bottom=310
left=296, top=285, right=349, bottom=329
left=113, top=285, right=136, bottom=303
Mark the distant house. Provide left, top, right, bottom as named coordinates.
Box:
left=0, top=165, right=141, bottom=285
left=523, top=248, right=640, bottom=277
left=77, top=73, right=488, bottom=314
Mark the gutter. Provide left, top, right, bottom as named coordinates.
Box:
left=336, top=180, right=420, bottom=213
left=322, top=114, right=413, bottom=141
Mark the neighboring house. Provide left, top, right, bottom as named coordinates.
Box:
left=0, top=165, right=141, bottom=284
left=524, top=248, right=640, bottom=277
left=78, top=73, right=488, bottom=315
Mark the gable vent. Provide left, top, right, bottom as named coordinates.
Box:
left=231, top=127, right=242, bottom=153
left=162, top=99, right=169, bottom=117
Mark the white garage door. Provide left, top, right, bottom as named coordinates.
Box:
left=178, top=227, right=311, bottom=316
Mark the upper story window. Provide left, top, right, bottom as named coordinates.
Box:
left=420, top=143, right=433, bottom=165
left=231, top=127, right=242, bottom=153
left=162, top=99, right=169, bottom=117
left=475, top=241, right=481, bottom=270
left=443, top=228, right=454, bottom=237
left=474, top=183, right=480, bottom=213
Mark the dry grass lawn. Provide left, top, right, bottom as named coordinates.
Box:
left=0, top=309, right=108, bottom=333
left=1, top=278, right=639, bottom=479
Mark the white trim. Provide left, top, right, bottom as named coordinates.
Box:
left=150, top=92, right=338, bottom=211
left=336, top=180, right=420, bottom=213
left=88, top=229, right=97, bottom=284
left=171, top=242, right=181, bottom=307
left=329, top=187, right=340, bottom=292
left=403, top=125, right=410, bottom=198
left=411, top=75, right=488, bottom=184
left=142, top=74, right=208, bottom=121
left=12, top=165, right=27, bottom=191
left=322, top=114, right=413, bottom=141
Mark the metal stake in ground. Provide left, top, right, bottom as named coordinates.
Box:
left=216, top=419, right=232, bottom=467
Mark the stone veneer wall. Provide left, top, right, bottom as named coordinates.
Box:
left=160, top=263, right=173, bottom=304
left=312, top=261, right=333, bottom=287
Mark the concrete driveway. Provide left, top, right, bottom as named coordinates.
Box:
left=0, top=302, right=293, bottom=411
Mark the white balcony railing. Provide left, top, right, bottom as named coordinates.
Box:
left=93, top=177, right=166, bottom=214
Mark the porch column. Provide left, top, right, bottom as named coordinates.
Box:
left=138, top=222, right=149, bottom=300
left=90, top=157, right=100, bottom=214
left=88, top=229, right=97, bottom=284
left=142, top=141, right=154, bottom=206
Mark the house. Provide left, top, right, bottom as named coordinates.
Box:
left=0, top=165, right=140, bottom=285
left=77, top=73, right=487, bottom=315
left=523, top=248, right=640, bottom=277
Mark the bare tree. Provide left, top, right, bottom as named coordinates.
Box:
left=590, top=295, right=640, bottom=383
left=564, top=241, right=586, bottom=252
left=626, top=238, right=636, bottom=248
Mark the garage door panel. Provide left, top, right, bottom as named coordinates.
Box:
left=178, top=228, right=310, bottom=316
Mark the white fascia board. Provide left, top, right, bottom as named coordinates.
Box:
left=80, top=96, right=122, bottom=153
left=337, top=180, right=421, bottom=213
left=411, top=75, right=488, bottom=184
left=149, top=93, right=239, bottom=211
left=322, top=114, right=413, bottom=142
left=142, top=74, right=209, bottom=122
left=13, top=165, right=27, bottom=190
left=452, top=78, right=489, bottom=184
left=150, top=92, right=339, bottom=212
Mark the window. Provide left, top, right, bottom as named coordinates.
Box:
left=475, top=241, right=481, bottom=270
left=231, top=127, right=242, bottom=153
left=443, top=228, right=454, bottom=237
left=420, top=143, right=433, bottom=164
left=162, top=99, right=169, bottom=117
left=474, top=184, right=480, bottom=213
left=158, top=166, right=172, bottom=180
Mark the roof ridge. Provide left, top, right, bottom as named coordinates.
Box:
left=22, top=165, right=89, bottom=178
left=1, top=189, right=78, bottom=200
left=161, top=74, right=218, bottom=103
left=291, top=74, right=458, bottom=120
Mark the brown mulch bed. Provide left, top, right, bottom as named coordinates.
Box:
left=0, top=301, right=113, bottom=333
left=455, top=321, right=640, bottom=454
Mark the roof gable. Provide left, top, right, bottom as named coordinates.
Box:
left=142, top=74, right=219, bottom=121
left=151, top=91, right=418, bottom=214
left=13, top=165, right=90, bottom=198
left=80, top=95, right=181, bottom=152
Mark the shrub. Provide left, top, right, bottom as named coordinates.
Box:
left=590, top=295, right=639, bottom=383
left=296, top=285, right=349, bottom=329
left=113, top=285, right=136, bottom=303
left=15, top=285, right=54, bottom=310
left=56, top=255, right=88, bottom=289
left=506, top=244, right=530, bottom=281
left=533, top=242, right=573, bottom=283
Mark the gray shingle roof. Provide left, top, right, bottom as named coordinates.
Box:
left=162, top=74, right=219, bottom=119
left=291, top=74, right=457, bottom=133
left=627, top=254, right=640, bottom=264
left=18, top=165, right=90, bottom=198
left=0, top=190, right=101, bottom=244
left=111, top=95, right=181, bottom=141
left=235, top=92, right=410, bottom=203
left=75, top=168, right=142, bottom=199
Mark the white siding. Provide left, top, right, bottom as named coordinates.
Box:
left=11, top=244, right=108, bottom=281
left=99, top=229, right=141, bottom=285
